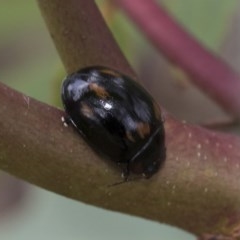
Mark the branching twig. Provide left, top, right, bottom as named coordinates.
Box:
left=115, top=0, right=240, bottom=119
left=37, top=0, right=134, bottom=76
left=1, top=80, right=240, bottom=235
left=0, top=0, right=239, bottom=237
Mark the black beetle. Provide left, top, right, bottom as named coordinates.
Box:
left=61, top=66, right=165, bottom=180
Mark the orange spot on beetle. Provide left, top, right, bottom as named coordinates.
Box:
left=89, top=83, right=109, bottom=98
left=153, top=102, right=161, bottom=120
left=81, top=103, right=94, bottom=119
left=136, top=123, right=150, bottom=139
left=126, top=131, right=135, bottom=142
left=100, top=68, right=121, bottom=77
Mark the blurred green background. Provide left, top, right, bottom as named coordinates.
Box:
left=0, top=0, right=239, bottom=239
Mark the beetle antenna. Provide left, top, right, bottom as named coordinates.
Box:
left=107, top=180, right=127, bottom=187
left=107, top=176, right=144, bottom=187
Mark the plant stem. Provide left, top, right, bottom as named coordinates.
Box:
left=37, top=0, right=134, bottom=76
left=0, top=0, right=239, bottom=236
left=1, top=80, right=240, bottom=235
left=115, top=0, right=240, bottom=119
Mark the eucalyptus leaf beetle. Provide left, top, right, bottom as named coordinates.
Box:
left=61, top=66, right=166, bottom=180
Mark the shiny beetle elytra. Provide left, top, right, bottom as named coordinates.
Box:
left=61, top=66, right=166, bottom=180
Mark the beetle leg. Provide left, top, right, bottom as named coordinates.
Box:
left=61, top=115, right=71, bottom=127
left=121, top=165, right=130, bottom=181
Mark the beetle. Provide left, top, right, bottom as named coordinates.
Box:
left=61, top=66, right=166, bottom=180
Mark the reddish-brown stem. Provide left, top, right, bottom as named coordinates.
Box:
left=115, top=0, right=240, bottom=119
left=0, top=0, right=239, bottom=237
left=36, top=0, right=134, bottom=77
left=1, top=80, right=240, bottom=236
